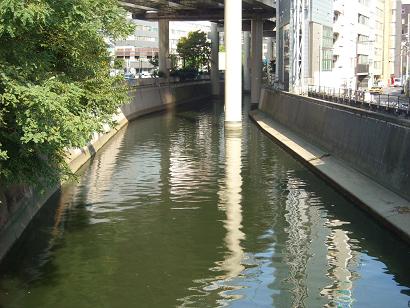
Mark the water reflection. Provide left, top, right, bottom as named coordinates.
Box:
left=282, top=176, right=311, bottom=307
left=0, top=100, right=409, bottom=308
left=218, top=128, right=245, bottom=280
left=322, top=225, right=355, bottom=307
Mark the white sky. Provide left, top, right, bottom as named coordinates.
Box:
left=403, top=0, right=410, bottom=4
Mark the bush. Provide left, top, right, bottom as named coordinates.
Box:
left=170, top=68, right=198, bottom=81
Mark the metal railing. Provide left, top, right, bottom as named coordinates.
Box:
left=356, top=64, right=369, bottom=74
left=307, top=85, right=410, bottom=117
left=127, top=74, right=212, bottom=89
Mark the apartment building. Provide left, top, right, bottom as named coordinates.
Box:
left=114, top=17, right=211, bottom=75
left=401, top=3, right=410, bottom=77
left=277, top=0, right=402, bottom=91
left=382, top=0, right=402, bottom=85
left=329, top=0, right=383, bottom=89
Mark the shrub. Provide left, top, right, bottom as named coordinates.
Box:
left=0, top=0, right=134, bottom=186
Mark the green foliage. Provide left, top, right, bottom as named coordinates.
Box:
left=113, top=58, right=125, bottom=70
left=170, top=68, right=198, bottom=81
left=149, top=56, right=159, bottom=68
left=176, top=31, right=211, bottom=71
left=0, top=0, right=134, bottom=186
left=169, top=54, right=178, bottom=71
left=149, top=56, right=159, bottom=77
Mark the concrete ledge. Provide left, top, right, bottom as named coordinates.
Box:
left=69, top=118, right=129, bottom=172
left=250, top=109, right=410, bottom=244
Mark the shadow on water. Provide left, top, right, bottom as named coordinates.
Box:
left=0, top=96, right=409, bottom=308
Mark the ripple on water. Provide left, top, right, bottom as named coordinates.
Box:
left=0, top=101, right=409, bottom=308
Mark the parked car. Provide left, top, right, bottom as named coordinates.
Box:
left=393, top=77, right=402, bottom=87
left=138, top=72, right=152, bottom=79
left=124, top=73, right=135, bottom=80
left=369, top=86, right=383, bottom=95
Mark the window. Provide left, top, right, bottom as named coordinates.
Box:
left=358, top=55, right=368, bottom=64
left=358, top=34, right=369, bottom=43
left=358, top=14, right=369, bottom=25
left=136, top=36, right=156, bottom=42
left=322, top=26, right=333, bottom=71
left=374, top=61, right=381, bottom=69
left=135, top=25, right=157, bottom=32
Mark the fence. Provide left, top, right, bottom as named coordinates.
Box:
left=307, top=85, right=410, bottom=117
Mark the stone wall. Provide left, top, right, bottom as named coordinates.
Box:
left=259, top=88, right=410, bottom=200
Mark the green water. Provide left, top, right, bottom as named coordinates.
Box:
left=0, top=98, right=409, bottom=308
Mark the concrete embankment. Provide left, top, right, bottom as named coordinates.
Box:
left=0, top=81, right=214, bottom=261
left=250, top=88, right=410, bottom=243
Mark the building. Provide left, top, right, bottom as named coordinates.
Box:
left=276, top=0, right=334, bottom=91
left=114, top=16, right=211, bottom=75
left=383, top=0, right=402, bottom=85
left=401, top=3, right=410, bottom=78
left=276, top=0, right=402, bottom=92
left=330, top=0, right=385, bottom=89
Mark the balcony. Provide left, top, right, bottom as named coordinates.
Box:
left=356, top=64, right=369, bottom=75
left=356, top=43, right=370, bottom=55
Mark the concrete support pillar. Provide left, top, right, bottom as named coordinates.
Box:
left=251, top=17, right=263, bottom=105
left=267, top=37, right=274, bottom=61
left=224, top=0, right=242, bottom=125
left=243, top=31, right=251, bottom=92
left=210, top=23, right=220, bottom=96
left=159, top=19, right=169, bottom=78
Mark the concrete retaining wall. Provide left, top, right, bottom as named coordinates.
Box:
left=122, top=81, right=213, bottom=120
left=0, top=81, right=213, bottom=261
left=259, top=88, right=410, bottom=200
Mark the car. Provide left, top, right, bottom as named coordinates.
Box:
left=393, top=77, right=402, bottom=87
left=124, top=73, right=135, bottom=80
left=369, top=86, right=383, bottom=95
left=138, top=72, right=152, bottom=79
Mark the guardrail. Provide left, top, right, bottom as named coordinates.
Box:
left=127, top=75, right=212, bottom=89
left=307, top=85, right=410, bottom=117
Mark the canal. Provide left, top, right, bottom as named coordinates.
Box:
left=0, top=98, right=409, bottom=307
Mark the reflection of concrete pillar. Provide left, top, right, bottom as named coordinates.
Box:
left=219, top=128, right=244, bottom=278
left=210, top=23, right=220, bottom=96
left=243, top=31, right=251, bottom=92
left=224, top=0, right=242, bottom=124
left=251, top=17, right=263, bottom=105
left=159, top=19, right=169, bottom=78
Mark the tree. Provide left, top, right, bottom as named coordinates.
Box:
left=176, top=31, right=211, bottom=71
left=149, top=56, right=159, bottom=77
left=113, top=58, right=126, bottom=70
left=0, top=0, right=134, bottom=186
